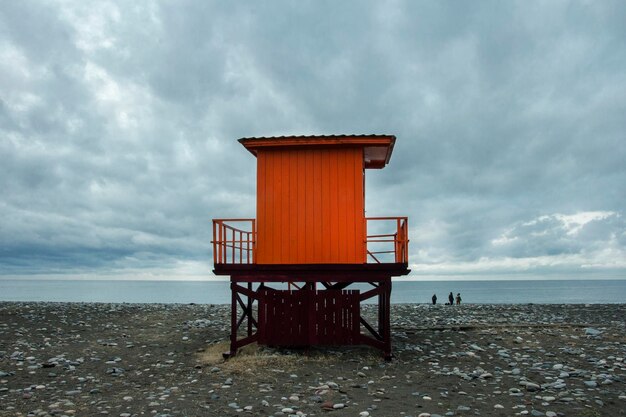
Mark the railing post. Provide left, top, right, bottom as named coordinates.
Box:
left=246, top=231, right=250, bottom=264
left=239, top=230, right=243, bottom=264
left=363, top=217, right=367, bottom=263
left=399, top=218, right=402, bottom=263
left=395, top=218, right=400, bottom=263
left=403, top=218, right=408, bottom=263
left=212, top=221, right=217, bottom=265
left=252, top=219, right=256, bottom=263
left=231, top=228, right=235, bottom=263
left=218, top=221, right=223, bottom=264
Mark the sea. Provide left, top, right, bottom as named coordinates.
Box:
left=0, top=279, right=625, bottom=304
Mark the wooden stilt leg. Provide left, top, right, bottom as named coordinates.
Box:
left=247, top=282, right=252, bottom=337
left=377, top=282, right=384, bottom=337
left=383, top=279, right=392, bottom=360
left=230, top=281, right=238, bottom=357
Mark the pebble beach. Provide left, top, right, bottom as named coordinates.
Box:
left=1, top=302, right=624, bottom=417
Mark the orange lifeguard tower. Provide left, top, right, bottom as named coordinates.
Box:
left=212, top=135, right=409, bottom=358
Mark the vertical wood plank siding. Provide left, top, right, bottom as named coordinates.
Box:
left=256, top=147, right=365, bottom=264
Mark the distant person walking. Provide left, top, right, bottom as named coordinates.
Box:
left=432, top=294, right=437, bottom=305
left=448, top=292, right=454, bottom=305
left=456, top=293, right=462, bottom=305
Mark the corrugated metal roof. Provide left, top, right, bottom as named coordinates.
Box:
left=238, top=134, right=397, bottom=168
left=238, top=134, right=395, bottom=141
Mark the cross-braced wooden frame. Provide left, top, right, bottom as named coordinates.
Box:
left=227, top=276, right=394, bottom=359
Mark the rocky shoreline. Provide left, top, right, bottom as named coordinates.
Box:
left=1, top=302, right=624, bottom=417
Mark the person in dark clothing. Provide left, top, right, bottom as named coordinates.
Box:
left=448, top=292, right=454, bottom=305
left=456, top=293, right=462, bottom=305
left=432, top=294, right=437, bottom=305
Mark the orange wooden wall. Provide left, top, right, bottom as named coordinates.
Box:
left=256, top=147, right=365, bottom=264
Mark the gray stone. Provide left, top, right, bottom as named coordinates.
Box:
left=524, top=382, right=541, bottom=391
left=106, top=367, right=124, bottom=375
left=584, top=327, right=602, bottom=336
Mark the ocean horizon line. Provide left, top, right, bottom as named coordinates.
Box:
left=0, top=275, right=624, bottom=282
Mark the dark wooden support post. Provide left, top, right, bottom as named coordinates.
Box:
left=247, top=282, right=253, bottom=337
left=230, top=280, right=238, bottom=356
left=377, top=281, right=384, bottom=337
left=307, top=281, right=316, bottom=345
left=382, top=279, right=392, bottom=360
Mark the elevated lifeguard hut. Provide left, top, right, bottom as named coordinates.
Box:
left=212, top=135, right=409, bottom=358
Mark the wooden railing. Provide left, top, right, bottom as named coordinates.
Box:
left=212, top=219, right=256, bottom=265
left=365, top=217, right=409, bottom=264
left=212, top=216, right=409, bottom=265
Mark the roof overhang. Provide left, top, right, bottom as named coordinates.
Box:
left=238, top=134, right=396, bottom=169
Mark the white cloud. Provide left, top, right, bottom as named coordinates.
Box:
left=58, top=1, right=121, bottom=53
left=491, top=234, right=518, bottom=246
left=555, top=211, right=617, bottom=236
left=435, top=211, right=626, bottom=276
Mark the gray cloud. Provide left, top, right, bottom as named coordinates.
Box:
left=1, top=1, right=625, bottom=279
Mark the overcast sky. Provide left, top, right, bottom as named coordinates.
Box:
left=1, top=1, right=625, bottom=281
